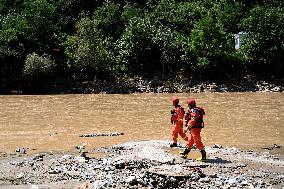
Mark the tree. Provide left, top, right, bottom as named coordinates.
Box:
left=240, top=4, right=284, bottom=76
left=93, top=3, right=124, bottom=40
left=189, top=15, right=236, bottom=76
left=0, top=12, right=26, bottom=89
left=64, top=17, right=109, bottom=80
left=212, top=0, right=245, bottom=33
left=116, top=17, right=158, bottom=76
left=21, top=0, right=60, bottom=53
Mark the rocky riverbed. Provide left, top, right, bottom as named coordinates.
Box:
left=71, top=75, right=284, bottom=94
left=15, top=75, right=283, bottom=95
left=0, top=140, right=283, bottom=189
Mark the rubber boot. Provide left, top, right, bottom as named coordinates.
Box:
left=196, top=149, right=206, bottom=162
left=179, top=148, right=191, bottom=158
left=170, top=143, right=177, bottom=148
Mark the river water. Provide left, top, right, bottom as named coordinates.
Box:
left=0, top=93, right=283, bottom=155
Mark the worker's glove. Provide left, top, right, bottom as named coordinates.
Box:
left=185, top=126, right=191, bottom=133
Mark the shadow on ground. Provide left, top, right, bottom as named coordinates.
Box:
left=206, top=157, right=232, bottom=164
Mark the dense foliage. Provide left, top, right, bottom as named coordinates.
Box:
left=0, top=0, right=283, bottom=92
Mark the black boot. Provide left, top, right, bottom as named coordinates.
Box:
left=179, top=148, right=191, bottom=158
left=170, top=143, right=177, bottom=148
left=198, top=149, right=206, bottom=162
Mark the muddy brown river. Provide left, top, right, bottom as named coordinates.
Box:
left=0, top=93, right=283, bottom=155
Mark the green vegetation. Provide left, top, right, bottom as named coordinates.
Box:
left=0, top=0, right=283, bottom=93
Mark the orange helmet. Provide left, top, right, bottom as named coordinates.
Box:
left=186, top=99, right=196, bottom=106
left=172, top=97, right=179, bottom=104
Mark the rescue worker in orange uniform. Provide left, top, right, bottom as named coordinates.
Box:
left=180, top=98, right=206, bottom=161
left=170, top=97, right=188, bottom=147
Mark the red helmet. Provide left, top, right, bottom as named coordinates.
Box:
left=186, top=99, right=196, bottom=106
left=172, top=97, right=179, bottom=104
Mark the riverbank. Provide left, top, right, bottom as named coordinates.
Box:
left=0, top=140, right=283, bottom=189
left=5, top=75, right=284, bottom=95
left=65, top=76, right=284, bottom=94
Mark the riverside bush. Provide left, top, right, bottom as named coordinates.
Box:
left=22, top=52, right=56, bottom=83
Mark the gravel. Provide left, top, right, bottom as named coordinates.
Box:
left=0, top=140, right=283, bottom=189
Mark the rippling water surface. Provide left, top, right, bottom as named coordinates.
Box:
left=0, top=93, right=283, bottom=154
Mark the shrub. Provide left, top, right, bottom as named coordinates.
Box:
left=22, top=52, right=56, bottom=83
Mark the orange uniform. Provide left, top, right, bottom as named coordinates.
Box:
left=180, top=98, right=206, bottom=161
left=185, top=107, right=205, bottom=150
left=171, top=105, right=188, bottom=144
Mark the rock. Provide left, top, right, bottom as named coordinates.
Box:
left=16, top=172, right=24, bottom=179
left=93, top=164, right=102, bottom=169
left=225, top=147, right=240, bottom=154
left=156, top=86, right=164, bottom=93
left=149, top=78, right=163, bottom=87
left=15, top=147, right=27, bottom=154
left=169, top=177, right=177, bottom=183
left=137, top=178, right=146, bottom=186
left=126, top=176, right=138, bottom=185
left=93, top=180, right=106, bottom=189
left=79, top=152, right=89, bottom=159
left=33, top=154, right=45, bottom=161
left=104, top=166, right=112, bottom=171
left=114, top=160, right=126, bottom=169
left=241, top=180, right=249, bottom=186
left=271, top=86, right=281, bottom=92
left=62, top=154, right=72, bottom=159
left=136, top=146, right=175, bottom=163
left=76, top=145, right=85, bottom=150
left=191, top=172, right=201, bottom=181
left=48, top=132, right=58, bottom=136
left=75, top=155, right=88, bottom=163
left=10, top=160, right=24, bottom=166
left=215, top=181, right=224, bottom=186
left=273, top=144, right=282, bottom=148
left=277, top=174, right=284, bottom=179
left=199, top=177, right=210, bottom=183
left=227, top=178, right=238, bottom=185
left=212, top=144, right=223, bottom=149
left=147, top=164, right=195, bottom=177
left=208, top=173, right=218, bottom=178
left=48, top=168, right=62, bottom=174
